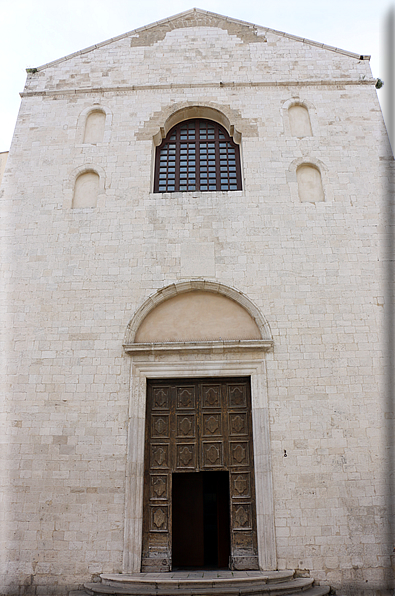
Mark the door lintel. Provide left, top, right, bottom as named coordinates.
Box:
left=124, top=339, right=273, bottom=354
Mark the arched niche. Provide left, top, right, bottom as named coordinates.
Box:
left=281, top=98, right=316, bottom=138
left=297, top=164, right=324, bottom=203
left=72, top=170, right=99, bottom=208
left=288, top=104, right=312, bottom=137
left=75, top=105, right=113, bottom=145
left=124, top=281, right=272, bottom=346
left=83, top=110, right=106, bottom=144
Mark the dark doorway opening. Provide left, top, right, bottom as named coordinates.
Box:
left=172, top=471, right=230, bottom=569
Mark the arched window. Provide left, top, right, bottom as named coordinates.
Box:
left=154, top=119, right=242, bottom=193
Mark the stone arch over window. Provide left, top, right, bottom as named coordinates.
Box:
left=288, top=104, right=312, bottom=137
left=75, top=105, right=112, bottom=145
left=124, top=280, right=272, bottom=345
left=83, top=110, right=106, bottom=144
left=72, top=170, right=100, bottom=208
left=297, top=163, right=324, bottom=203
left=153, top=118, right=242, bottom=193
left=153, top=106, right=242, bottom=146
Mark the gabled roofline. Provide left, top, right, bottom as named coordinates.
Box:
left=28, top=7, right=370, bottom=72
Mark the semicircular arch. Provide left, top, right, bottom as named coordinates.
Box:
left=153, top=105, right=242, bottom=146
left=124, top=280, right=272, bottom=344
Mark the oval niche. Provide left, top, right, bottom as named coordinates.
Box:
left=134, top=290, right=262, bottom=343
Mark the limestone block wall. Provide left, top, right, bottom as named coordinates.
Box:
left=1, top=11, right=393, bottom=596
left=0, top=151, right=8, bottom=184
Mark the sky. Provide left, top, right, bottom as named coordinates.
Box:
left=0, top=0, right=394, bottom=152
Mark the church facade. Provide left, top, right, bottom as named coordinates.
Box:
left=0, top=9, right=393, bottom=596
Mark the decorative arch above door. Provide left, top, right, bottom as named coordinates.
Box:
left=122, top=281, right=276, bottom=574
left=124, top=280, right=272, bottom=348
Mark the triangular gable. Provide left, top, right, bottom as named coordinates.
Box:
left=32, top=8, right=369, bottom=72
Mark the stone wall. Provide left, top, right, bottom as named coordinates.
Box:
left=0, top=151, right=9, bottom=184
left=1, top=9, right=393, bottom=595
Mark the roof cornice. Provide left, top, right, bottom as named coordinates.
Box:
left=20, top=78, right=377, bottom=100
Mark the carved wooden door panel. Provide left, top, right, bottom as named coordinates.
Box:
left=227, top=381, right=259, bottom=571
left=141, top=378, right=259, bottom=572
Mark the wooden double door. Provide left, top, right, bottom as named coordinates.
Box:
left=141, top=377, right=259, bottom=571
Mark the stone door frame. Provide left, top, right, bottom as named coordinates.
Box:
left=122, top=350, right=277, bottom=573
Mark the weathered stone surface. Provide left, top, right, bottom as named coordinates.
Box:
left=0, top=8, right=393, bottom=596
left=83, top=571, right=321, bottom=595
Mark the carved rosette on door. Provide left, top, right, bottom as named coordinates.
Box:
left=141, top=378, right=259, bottom=572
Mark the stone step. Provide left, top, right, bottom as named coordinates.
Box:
left=83, top=576, right=322, bottom=596
left=73, top=581, right=331, bottom=596
left=295, top=589, right=330, bottom=596
left=100, top=570, right=295, bottom=588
